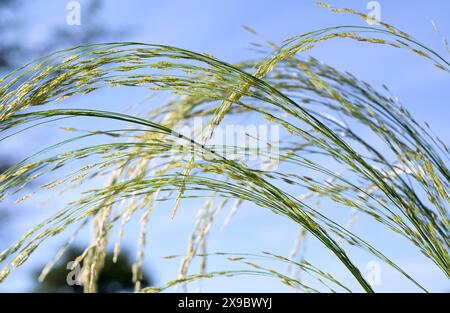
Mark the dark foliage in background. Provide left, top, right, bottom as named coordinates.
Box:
left=34, top=247, right=152, bottom=293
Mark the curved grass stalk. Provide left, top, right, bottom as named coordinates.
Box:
left=0, top=5, right=449, bottom=292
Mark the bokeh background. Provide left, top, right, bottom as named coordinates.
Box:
left=0, top=0, right=449, bottom=292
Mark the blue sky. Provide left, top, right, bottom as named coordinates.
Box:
left=0, top=0, right=449, bottom=292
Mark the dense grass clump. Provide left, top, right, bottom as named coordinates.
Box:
left=0, top=4, right=448, bottom=292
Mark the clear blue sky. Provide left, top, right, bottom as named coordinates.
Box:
left=0, top=0, right=449, bottom=292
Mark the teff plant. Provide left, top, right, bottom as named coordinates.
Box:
left=0, top=4, right=448, bottom=292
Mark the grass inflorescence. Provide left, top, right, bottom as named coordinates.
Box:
left=0, top=4, right=448, bottom=292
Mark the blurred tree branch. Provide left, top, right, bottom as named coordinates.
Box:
left=0, top=0, right=121, bottom=71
